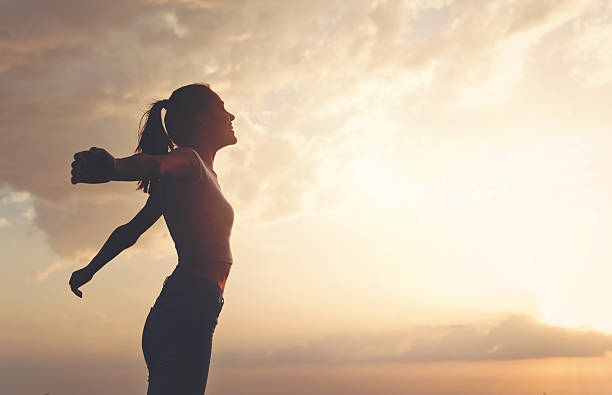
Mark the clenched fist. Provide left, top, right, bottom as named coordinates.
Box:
left=71, top=147, right=116, bottom=184
left=69, top=266, right=95, bottom=298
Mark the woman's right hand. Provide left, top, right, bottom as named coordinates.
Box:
left=71, top=147, right=116, bottom=184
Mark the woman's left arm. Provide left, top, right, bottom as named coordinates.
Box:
left=68, top=192, right=162, bottom=298
left=71, top=147, right=160, bottom=185
left=71, top=146, right=199, bottom=185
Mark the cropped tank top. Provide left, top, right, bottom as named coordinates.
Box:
left=157, top=147, right=234, bottom=292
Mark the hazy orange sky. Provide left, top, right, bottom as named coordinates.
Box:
left=2, top=0, right=612, bottom=394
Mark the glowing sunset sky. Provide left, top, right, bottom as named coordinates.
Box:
left=2, top=0, right=612, bottom=394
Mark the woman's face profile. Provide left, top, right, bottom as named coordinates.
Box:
left=198, top=95, right=237, bottom=148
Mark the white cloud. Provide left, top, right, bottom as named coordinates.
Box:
left=28, top=248, right=96, bottom=282
left=0, top=191, right=32, bottom=204
left=21, top=206, right=36, bottom=220
left=163, top=11, right=188, bottom=38
left=564, top=1, right=612, bottom=86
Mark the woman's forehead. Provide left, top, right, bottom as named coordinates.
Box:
left=211, top=91, right=223, bottom=103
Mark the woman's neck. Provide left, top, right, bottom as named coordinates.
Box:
left=192, top=145, right=216, bottom=170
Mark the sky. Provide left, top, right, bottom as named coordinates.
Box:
left=2, top=0, right=612, bottom=394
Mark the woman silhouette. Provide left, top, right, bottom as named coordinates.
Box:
left=68, top=83, right=237, bottom=394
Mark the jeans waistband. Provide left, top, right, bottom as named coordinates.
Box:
left=160, top=269, right=224, bottom=304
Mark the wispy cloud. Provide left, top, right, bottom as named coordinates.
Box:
left=564, top=2, right=612, bottom=86
left=0, top=0, right=603, bottom=261
left=27, top=248, right=96, bottom=282
left=0, top=191, right=32, bottom=204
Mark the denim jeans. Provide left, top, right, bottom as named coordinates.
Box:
left=142, top=269, right=224, bottom=395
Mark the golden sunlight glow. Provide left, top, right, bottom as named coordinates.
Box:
left=5, top=1, right=612, bottom=393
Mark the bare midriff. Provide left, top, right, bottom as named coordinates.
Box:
left=175, top=261, right=231, bottom=293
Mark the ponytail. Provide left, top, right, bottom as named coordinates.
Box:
left=135, top=100, right=174, bottom=193
left=134, top=84, right=217, bottom=193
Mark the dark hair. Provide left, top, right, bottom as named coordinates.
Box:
left=135, top=83, right=220, bottom=193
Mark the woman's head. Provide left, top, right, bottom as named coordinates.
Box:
left=164, top=83, right=236, bottom=148
left=135, top=83, right=236, bottom=192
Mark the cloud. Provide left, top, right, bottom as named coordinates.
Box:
left=20, top=206, right=36, bottom=219
left=0, top=0, right=598, bottom=264
left=0, top=191, right=32, bottom=204
left=215, top=314, right=612, bottom=365
left=414, top=0, right=591, bottom=107
left=563, top=1, right=612, bottom=87
left=403, top=314, right=612, bottom=361
left=27, top=247, right=97, bottom=282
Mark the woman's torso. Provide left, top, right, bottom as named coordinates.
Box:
left=157, top=147, right=234, bottom=292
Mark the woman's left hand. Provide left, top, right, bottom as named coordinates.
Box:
left=71, top=147, right=116, bottom=184
left=69, top=266, right=95, bottom=298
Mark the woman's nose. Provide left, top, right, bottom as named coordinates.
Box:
left=229, top=113, right=235, bottom=121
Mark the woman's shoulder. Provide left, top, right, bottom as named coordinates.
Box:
left=169, top=145, right=198, bottom=157
left=169, top=146, right=202, bottom=163
left=161, top=146, right=203, bottom=181
left=168, top=146, right=203, bottom=165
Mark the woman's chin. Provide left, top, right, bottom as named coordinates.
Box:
left=223, top=135, right=238, bottom=147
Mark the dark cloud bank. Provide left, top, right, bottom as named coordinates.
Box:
left=216, top=315, right=612, bottom=365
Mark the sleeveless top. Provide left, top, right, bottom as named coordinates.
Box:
left=157, top=147, right=234, bottom=292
